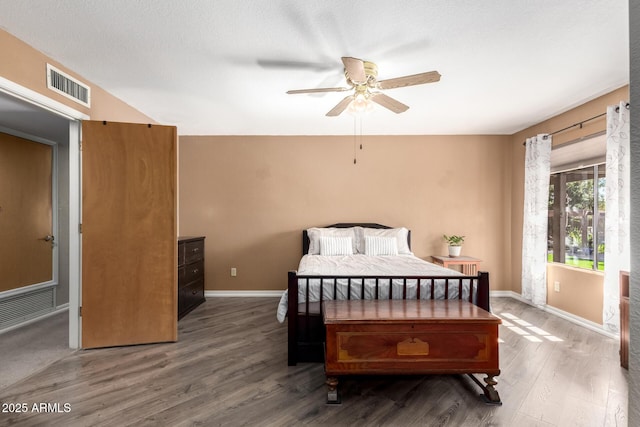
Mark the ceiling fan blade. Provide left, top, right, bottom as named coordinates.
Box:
left=342, top=57, right=367, bottom=83
left=369, top=92, right=409, bottom=114
left=376, top=70, right=441, bottom=90
left=308, top=73, right=346, bottom=97
left=287, top=87, right=350, bottom=95
left=326, top=95, right=355, bottom=117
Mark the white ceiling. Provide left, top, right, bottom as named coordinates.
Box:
left=0, top=0, right=629, bottom=136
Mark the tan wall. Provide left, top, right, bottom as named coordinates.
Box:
left=179, top=135, right=512, bottom=292
left=0, top=29, right=154, bottom=123
left=547, top=264, right=603, bottom=324
left=509, top=85, right=629, bottom=324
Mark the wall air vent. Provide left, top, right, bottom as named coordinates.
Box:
left=46, top=63, right=91, bottom=107
left=0, top=286, right=56, bottom=331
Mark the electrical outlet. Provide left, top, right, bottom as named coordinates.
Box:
left=231, top=267, right=237, bottom=277
left=554, top=281, right=560, bottom=292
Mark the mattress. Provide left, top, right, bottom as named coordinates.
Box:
left=276, top=254, right=473, bottom=323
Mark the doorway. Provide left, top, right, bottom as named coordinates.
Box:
left=0, top=77, right=178, bottom=356
left=0, top=79, right=86, bottom=355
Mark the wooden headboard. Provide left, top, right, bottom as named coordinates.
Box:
left=302, top=223, right=411, bottom=255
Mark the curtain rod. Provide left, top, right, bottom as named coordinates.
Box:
left=522, top=102, right=630, bottom=146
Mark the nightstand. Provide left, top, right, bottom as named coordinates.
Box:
left=431, top=255, right=481, bottom=275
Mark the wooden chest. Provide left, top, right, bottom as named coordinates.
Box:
left=323, top=299, right=501, bottom=403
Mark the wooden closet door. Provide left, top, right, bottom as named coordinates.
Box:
left=0, top=133, right=53, bottom=292
left=81, top=121, right=177, bottom=349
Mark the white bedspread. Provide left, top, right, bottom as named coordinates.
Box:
left=276, top=254, right=472, bottom=323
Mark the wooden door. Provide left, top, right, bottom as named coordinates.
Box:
left=0, top=133, right=53, bottom=292
left=81, top=121, right=177, bottom=348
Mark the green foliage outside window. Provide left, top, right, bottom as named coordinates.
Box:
left=547, top=164, right=605, bottom=272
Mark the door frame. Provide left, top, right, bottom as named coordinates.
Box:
left=0, top=76, right=88, bottom=349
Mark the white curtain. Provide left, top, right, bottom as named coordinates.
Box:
left=603, top=102, right=630, bottom=333
left=522, top=134, right=552, bottom=306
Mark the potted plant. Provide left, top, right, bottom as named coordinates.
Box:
left=443, top=235, right=465, bottom=257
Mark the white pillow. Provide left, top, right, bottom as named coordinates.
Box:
left=364, top=236, right=398, bottom=256
left=352, top=226, right=365, bottom=253
left=361, top=227, right=412, bottom=255
left=319, top=236, right=354, bottom=256
left=307, top=227, right=358, bottom=254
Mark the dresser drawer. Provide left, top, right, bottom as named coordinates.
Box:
left=185, top=240, right=204, bottom=263
left=180, top=279, right=205, bottom=315
left=177, top=236, right=206, bottom=320
left=178, top=265, right=186, bottom=284
left=182, top=259, right=204, bottom=285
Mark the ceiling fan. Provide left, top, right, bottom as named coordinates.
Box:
left=286, top=57, right=441, bottom=116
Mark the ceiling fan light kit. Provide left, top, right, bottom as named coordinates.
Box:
left=287, top=57, right=441, bottom=117
left=347, top=93, right=374, bottom=115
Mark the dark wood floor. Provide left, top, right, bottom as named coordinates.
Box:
left=0, top=297, right=627, bottom=426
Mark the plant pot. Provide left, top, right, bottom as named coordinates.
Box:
left=448, top=245, right=462, bottom=257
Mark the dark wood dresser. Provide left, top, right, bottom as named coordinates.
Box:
left=178, top=236, right=206, bottom=319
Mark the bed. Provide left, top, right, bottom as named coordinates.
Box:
left=278, top=223, right=491, bottom=366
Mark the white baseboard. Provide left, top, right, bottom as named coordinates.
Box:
left=491, top=290, right=528, bottom=302
left=491, top=290, right=618, bottom=339
left=543, top=305, right=618, bottom=339
left=205, top=290, right=283, bottom=298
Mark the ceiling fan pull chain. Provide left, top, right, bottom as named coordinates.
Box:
left=353, top=116, right=357, bottom=164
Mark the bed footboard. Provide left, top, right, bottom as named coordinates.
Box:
left=287, top=270, right=491, bottom=366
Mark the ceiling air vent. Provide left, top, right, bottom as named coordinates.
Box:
left=46, top=63, right=91, bottom=107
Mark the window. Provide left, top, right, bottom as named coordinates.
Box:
left=547, top=164, right=605, bottom=271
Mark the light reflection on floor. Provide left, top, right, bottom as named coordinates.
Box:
left=496, top=312, right=563, bottom=343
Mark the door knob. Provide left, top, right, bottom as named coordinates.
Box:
left=42, top=235, right=55, bottom=242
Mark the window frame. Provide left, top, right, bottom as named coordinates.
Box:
left=548, top=163, right=605, bottom=272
